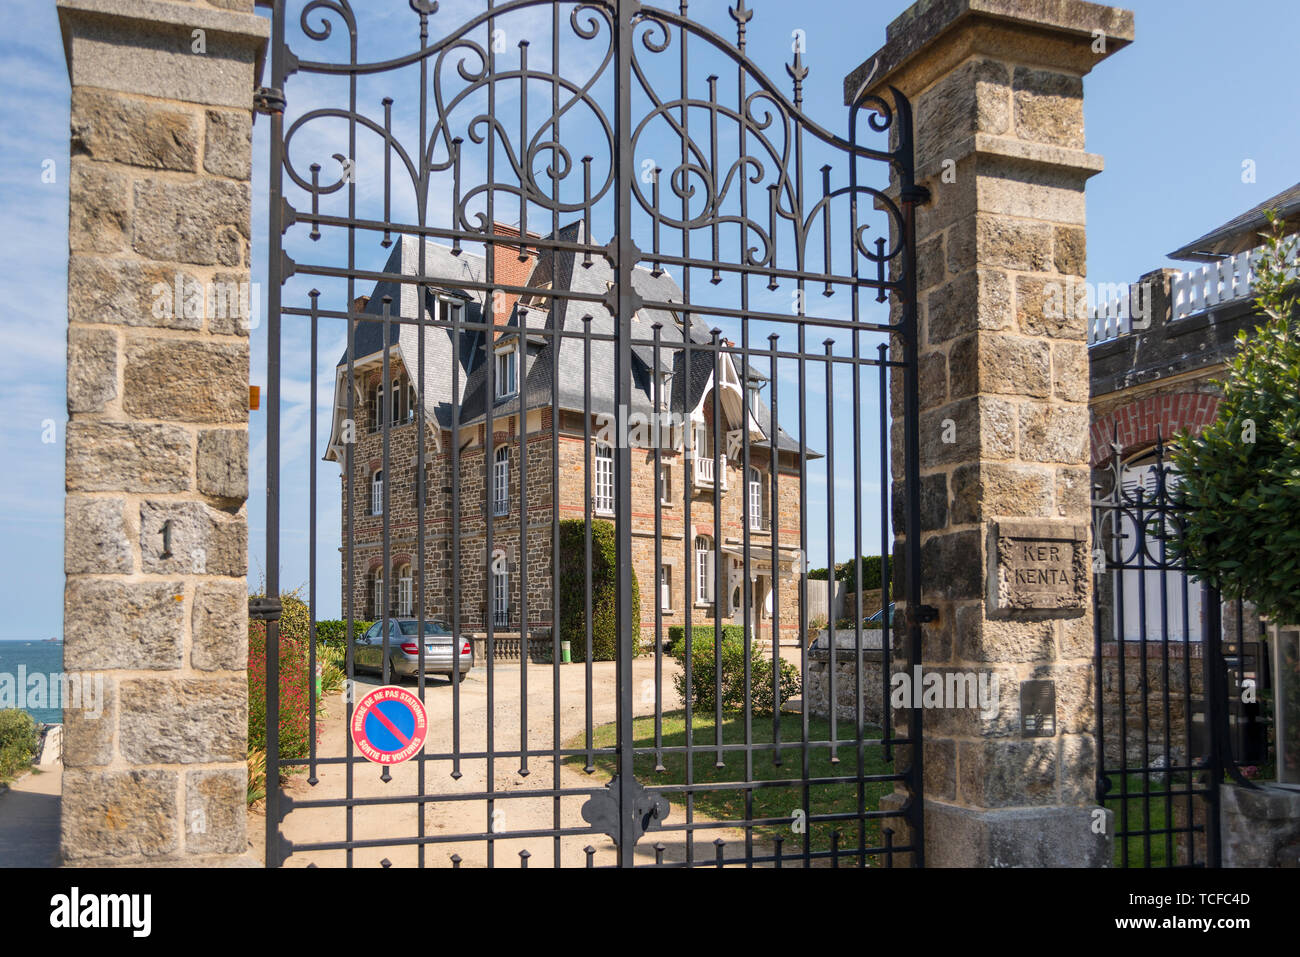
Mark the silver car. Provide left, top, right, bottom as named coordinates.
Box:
left=354, top=618, right=474, bottom=682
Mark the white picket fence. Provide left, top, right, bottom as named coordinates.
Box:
left=1086, top=233, right=1298, bottom=346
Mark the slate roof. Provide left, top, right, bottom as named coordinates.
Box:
left=1168, top=181, right=1300, bottom=262
left=333, top=222, right=808, bottom=456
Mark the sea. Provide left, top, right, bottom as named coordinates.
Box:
left=0, top=638, right=65, bottom=724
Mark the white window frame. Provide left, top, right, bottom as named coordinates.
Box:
left=748, top=466, right=764, bottom=531
left=373, top=383, right=385, bottom=430
left=692, top=422, right=726, bottom=487
left=593, top=443, right=615, bottom=515
left=492, top=564, right=509, bottom=629
left=660, top=565, right=672, bottom=612
left=371, top=470, right=384, bottom=516
left=695, top=535, right=714, bottom=605
left=493, top=445, right=510, bottom=517
left=495, top=346, right=518, bottom=399
left=397, top=564, right=413, bottom=617
left=373, top=572, right=385, bottom=619
left=659, top=466, right=672, bottom=506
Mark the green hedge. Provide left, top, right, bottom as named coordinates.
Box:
left=808, top=557, right=885, bottom=591
left=667, top=624, right=746, bottom=658
left=314, top=619, right=375, bottom=647
left=558, top=519, right=640, bottom=661
left=0, top=709, right=38, bottom=783
left=669, top=630, right=800, bottom=716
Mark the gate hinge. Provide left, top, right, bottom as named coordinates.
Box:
left=901, top=183, right=932, bottom=206
left=255, top=86, right=286, bottom=115
left=249, top=596, right=283, bottom=622
left=906, top=604, right=939, bottom=626
left=581, top=776, right=669, bottom=847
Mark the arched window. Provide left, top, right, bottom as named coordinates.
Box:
left=593, top=443, right=614, bottom=514
left=695, top=535, right=714, bottom=605
left=372, top=569, right=385, bottom=619
left=1114, top=455, right=1203, bottom=641
left=391, top=376, right=404, bottom=424
left=748, top=466, right=764, bottom=530
left=397, top=563, right=413, bottom=617
left=493, top=446, right=510, bottom=517
left=371, top=470, right=384, bottom=516
left=372, top=383, right=384, bottom=431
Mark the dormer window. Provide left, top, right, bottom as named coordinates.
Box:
left=495, top=345, right=518, bottom=399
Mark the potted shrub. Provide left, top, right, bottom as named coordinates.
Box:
left=1172, top=212, right=1300, bottom=785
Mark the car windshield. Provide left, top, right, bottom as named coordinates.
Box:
left=396, top=620, right=451, bottom=636
left=865, top=604, right=895, bottom=625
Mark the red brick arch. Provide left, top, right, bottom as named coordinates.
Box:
left=1090, top=393, right=1220, bottom=467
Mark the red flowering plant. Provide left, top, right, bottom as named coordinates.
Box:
left=248, top=589, right=318, bottom=767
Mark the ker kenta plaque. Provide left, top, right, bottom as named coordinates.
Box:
left=991, top=520, right=1089, bottom=613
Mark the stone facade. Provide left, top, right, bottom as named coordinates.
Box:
left=341, top=356, right=807, bottom=651
left=58, top=0, right=266, bottom=865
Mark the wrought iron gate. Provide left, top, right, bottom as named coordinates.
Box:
left=257, top=0, right=926, bottom=867
left=1092, top=435, right=1264, bottom=867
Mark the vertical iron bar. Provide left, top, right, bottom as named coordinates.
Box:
left=308, top=289, right=319, bottom=786
left=614, top=0, right=637, bottom=867
left=1203, top=582, right=1224, bottom=867
left=897, top=91, right=926, bottom=867
left=262, top=0, right=287, bottom=869
left=878, top=344, right=892, bottom=763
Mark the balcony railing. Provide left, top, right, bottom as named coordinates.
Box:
left=492, top=609, right=510, bottom=629
left=368, top=410, right=416, bottom=434
left=693, top=455, right=726, bottom=488
left=1087, top=233, right=1299, bottom=345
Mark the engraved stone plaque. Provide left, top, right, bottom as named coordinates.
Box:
left=991, top=520, right=1089, bottom=613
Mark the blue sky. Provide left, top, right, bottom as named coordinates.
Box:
left=1, top=0, right=1296, bottom=637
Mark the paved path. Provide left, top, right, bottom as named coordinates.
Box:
left=0, top=765, right=61, bottom=867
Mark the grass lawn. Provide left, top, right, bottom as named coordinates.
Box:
left=1103, top=772, right=1212, bottom=868
left=566, top=709, right=905, bottom=864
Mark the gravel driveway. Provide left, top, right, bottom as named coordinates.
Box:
left=249, top=655, right=767, bottom=867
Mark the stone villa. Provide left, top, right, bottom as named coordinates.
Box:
left=323, top=223, right=812, bottom=648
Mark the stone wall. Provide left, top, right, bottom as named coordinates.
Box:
left=1098, top=641, right=1206, bottom=768
left=1221, top=784, right=1300, bottom=867
left=58, top=0, right=266, bottom=865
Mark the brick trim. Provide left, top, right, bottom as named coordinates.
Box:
left=1090, top=393, right=1219, bottom=467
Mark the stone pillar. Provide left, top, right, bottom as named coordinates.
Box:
left=58, top=0, right=267, bottom=865
left=847, top=0, right=1132, bottom=866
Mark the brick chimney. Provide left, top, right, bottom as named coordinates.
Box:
left=487, top=222, right=539, bottom=339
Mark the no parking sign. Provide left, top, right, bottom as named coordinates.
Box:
left=351, top=685, right=428, bottom=765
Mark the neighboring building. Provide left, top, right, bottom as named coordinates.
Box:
left=1087, top=182, right=1299, bottom=763
left=323, top=222, right=813, bottom=651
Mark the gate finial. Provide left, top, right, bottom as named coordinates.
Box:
left=729, top=0, right=753, bottom=49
